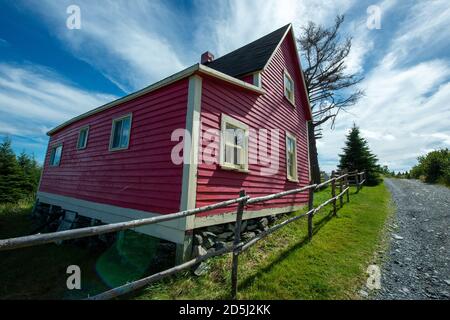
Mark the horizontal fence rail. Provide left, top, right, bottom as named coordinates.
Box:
left=0, top=170, right=366, bottom=300
left=0, top=196, right=249, bottom=251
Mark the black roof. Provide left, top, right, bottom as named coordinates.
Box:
left=205, top=24, right=291, bottom=78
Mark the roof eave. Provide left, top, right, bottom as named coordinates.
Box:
left=47, top=64, right=264, bottom=136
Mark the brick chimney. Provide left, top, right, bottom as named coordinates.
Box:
left=201, top=51, right=214, bottom=64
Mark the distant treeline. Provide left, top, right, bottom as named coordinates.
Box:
left=0, top=137, right=42, bottom=204
left=379, top=148, right=450, bottom=186
left=410, top=148, right=450, bottom=186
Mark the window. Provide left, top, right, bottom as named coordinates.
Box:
left=285, top=132, right=298, bottom=181
left=109, top=114, right=132, bottom=151
left=220, top=114, right=249, bottom=172
left=253, top=72, right=262, bottom=88
left=50, top=145, right=63, bottom=166
left=284, top=70, right=295, bottom=105
left=77, top=126, right=89, bottom=150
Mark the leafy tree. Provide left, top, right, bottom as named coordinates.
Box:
left=298, top=15, right=364, bottom=183
left=0, top=137, right=25, bottom=203
left=338, top=124, right=380, bottom=186
left=410, top=149, right=450, bottom=185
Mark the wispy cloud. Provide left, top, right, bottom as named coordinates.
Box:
left=316, top=0, right=450, bottom=172
left=0, top=63, right=116, bottom=139
left=193, top=0, right=356, bottom=57
left=0, top=38, right=9, bottom=47
left=383, top=0, right=450, bottom=67
left=30, top=0, right=188, bottom=93
left=28, top=0, right=358, bottom=94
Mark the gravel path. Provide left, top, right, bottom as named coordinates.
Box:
left=376, top=179, right=450, bottom=300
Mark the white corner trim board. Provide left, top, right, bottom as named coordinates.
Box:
left=180, top=75, right=203, bottom=230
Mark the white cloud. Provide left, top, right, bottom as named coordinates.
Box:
left=316, top=0, right=450, bottom=173
left=318, top=59, right=450, bottom=173
left=384, top=0, right=450, bottom=66
left=31, top=0, right=188, bottom=92
left=194, top=0, right=356, bottom=57
left=25, top=0, right=360, bottom=92
left=0, top=63, right=116, bottom=139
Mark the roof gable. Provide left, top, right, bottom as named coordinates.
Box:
left=205, top=24, right=291, bottom=77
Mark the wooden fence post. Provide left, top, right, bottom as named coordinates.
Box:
left=308, top=181, right=314, bottom=241
left=231, top=190, right=246, bottom=300
left=360, top=173, right=363, bottom=190
left=355, top=172, right=360, bottom=193
left=345, top=174, right=350, bottom=203
left=331, top=171, right=337, bottom=216
left=339, top=177, right=343, bottom=208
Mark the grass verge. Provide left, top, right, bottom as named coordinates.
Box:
left=133, top=182, right=393, bottom=300
left=0, top=182, right=392, bottom=300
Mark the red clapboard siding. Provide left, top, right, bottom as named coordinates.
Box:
left=196, top=31, right=310, bottom=216
left=39, top=79, right=189, bottom=214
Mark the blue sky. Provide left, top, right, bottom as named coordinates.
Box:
left=0, top=0, right=449, bottom=172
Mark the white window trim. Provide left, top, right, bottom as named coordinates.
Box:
left=220, top=114, right=250, bottom=173
left=76, top=125, right=90, bottom=150
left=283, top=69, right=295, bottom=106
left=285, top=131, right=299, bottom=182
left=109, top=113, right=133, bottom=151
left=49, top=143, right=63, bottom=167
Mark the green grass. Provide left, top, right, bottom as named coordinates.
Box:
left=133, top=183, right=393, bottom=300
left=0, top=182, right=392, bottom=300
left=0, top=200, right=164, bottom=299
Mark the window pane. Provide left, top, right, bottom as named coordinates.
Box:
left=225, top=127, right=235, bottom=145
left=78, top=129, right=87, bottom=149
left=225, top=144, right=234, bottom=164
left=235, top=129, right=244, bottom=147
left=50, top=149, right=56, bottom=165
left=120, top=117, right=131, bottom=148
left=51, top=145, right=62, bottom=166
left=112, top=120, right=123, bottom=148
left=235, top=145, right=242, bottom=165
left=288, top=152, right=294, bottom=177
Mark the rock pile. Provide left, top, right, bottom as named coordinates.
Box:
left=193, top=215, right=278, bottom=255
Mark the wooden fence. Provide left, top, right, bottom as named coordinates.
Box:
left=0, top=171, right=366, bottom=300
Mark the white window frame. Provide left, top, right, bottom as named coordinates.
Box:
left=285, top=131, right=298, bottom=182
left=283, top=70, right=295, bottom=106
left=49, top=144, right=63, bottom=167
left=77, top=125, right=89, bottom=150
left=220, top=114, right=249, bottom=172
left=109, top=113, right=132, bottom=151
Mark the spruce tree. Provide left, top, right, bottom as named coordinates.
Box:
left=0, top=137, right=25, bottom=203
left=17, top=151, right=41, bottom=195
left=338, top=124, right=381, bottom=185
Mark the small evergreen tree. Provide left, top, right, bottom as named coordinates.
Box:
left=17, top=151, right=41, bottom=195
left=338, top=124, right=381, bottom=185
left=0, top=137, right=25, bottom=203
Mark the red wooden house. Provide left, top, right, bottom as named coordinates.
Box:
left=37, top=24, right=312, bottom=261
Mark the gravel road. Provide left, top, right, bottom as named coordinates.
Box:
left=376, top=179, right=450, bottom=300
